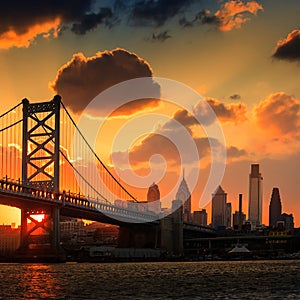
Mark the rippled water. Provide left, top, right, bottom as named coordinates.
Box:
left=0, top=260, right=300, bottom=299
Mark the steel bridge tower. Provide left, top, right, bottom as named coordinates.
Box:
left=20, top=95, right=61, bottom=257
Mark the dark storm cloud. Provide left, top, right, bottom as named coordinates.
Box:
left=179, top=10, right=218, bottom=28
left=273, top=30, right=300, bottom=62
left=129, top=0, right=194, bottom=26
left=149, top=31, right=172, bottom=42
left=0, top=0, right=93, bottom=35
left=50, top=48, right=160, bottom=115
left=71, top=8, right=114, bottom=35
left=0, top=0, right=116, bottom=48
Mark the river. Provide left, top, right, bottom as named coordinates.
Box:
left=0, top=260, right=299, bottom=299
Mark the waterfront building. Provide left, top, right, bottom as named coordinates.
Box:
left=193, top=209, right=207, bottom=226
left=60, top=218, right=85, bottom=241
left=248, top=164, right=263, bottom=226
left=269, top=187, right=282, bottom=228
left=147, top=182, right=161, bottom=214
left=280, top=213, right=294, bottom=230
left=0, top=225, right=20, bottom=256
left=233, top=211, right=246, bottom=229
left=212, top=186, right=227, bottom=228
left=176, top=173, right=192, bottom=222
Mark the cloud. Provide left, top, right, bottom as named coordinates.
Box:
left=71, top=8, right=114, bottom=35
left=230, top=94, right=241, bottom=100
left=149, top=31, right=172, bottom=42
left=0, top=1, right=114, bottom=49
left=194, top=98, right=247, bottom=125
left=50, top=48, right=160, bottom=115
left=129, top=0, right=194, bottom=27
left=272, top=30, right=300, bottom=62
left=179, top=10, right=217, bottom=28
left=215, top=0, right=263, bottom=31
left=227, top=146, right=247, bottom=158
left=181, top=1, right=263, bottom=31
left=255, top=92, right=300, bottom=136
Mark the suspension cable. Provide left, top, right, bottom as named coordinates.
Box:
left=60, top=100, right=139, bottom=202
left=0, top=102, right=22, bottom=119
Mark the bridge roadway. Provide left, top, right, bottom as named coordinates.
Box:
left=0, top=179, right=159, bottom=226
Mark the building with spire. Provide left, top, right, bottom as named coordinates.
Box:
left=269, top=187, right=282, bottom=228
left=248, top=164, right=263, bottom=227
left=176, top=171, right=192, bottom=222
left=147, top=182, right=161, bottom=214
left=212, top=186, right=227, bottom=229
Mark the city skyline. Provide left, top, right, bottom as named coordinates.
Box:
left=0, top=0, right=299, bottom=226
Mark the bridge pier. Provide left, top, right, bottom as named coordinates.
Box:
left=159, top=200, right=184, bottom=256
left=17, top=206, right=63, bottom=262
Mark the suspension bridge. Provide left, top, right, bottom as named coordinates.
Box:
left=0, top=95, right=215, bottom=260
left=0, top=96, right=165, bottom=257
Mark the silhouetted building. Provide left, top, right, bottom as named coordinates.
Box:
left=279, top=213, right=294, bottom=230
left=269, top=187, right=282, bottom=228
left=233, top=211, right=246, bottom=229
left=226, top=203, right=232, bottom=228
left=0, top=225, right=20, bottom=256
left=212, top=186, right=227, bottom=228
left=176, top=172, right=192, bottom=222
left=193, top=209, right=207, bottom=226
left=248, top=164, right=263, bottom=226
left=147, top=182, right=161, bottom=214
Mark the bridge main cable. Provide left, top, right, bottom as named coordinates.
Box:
left=60, top=100, right=139, bottom=203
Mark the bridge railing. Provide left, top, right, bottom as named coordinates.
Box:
left=0, top=178, right=158, bottom=222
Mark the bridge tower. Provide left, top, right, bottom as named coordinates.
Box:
left=20, top=95, right=61, bottom=258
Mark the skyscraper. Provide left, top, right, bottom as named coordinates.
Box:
left=248, top=164, right=263, bottom=226
left=147, top=183, right=161, bottom=214
left=176, top=173, right=192, bottom=222
left=212, top=186, right=227, bottom=228
left=269, top=187, right=282, bottom=228
left=226, top=203, right=232, bottom=228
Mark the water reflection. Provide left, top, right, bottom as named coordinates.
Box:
left=18, top=264, right=61, bottom=299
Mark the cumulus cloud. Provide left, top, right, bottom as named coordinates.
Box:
left=273, top=30, right=300, bottom=62
left=194, top=98, right=247, bottom=125
left=0, top=1, right=114, bottom=49
left=255, top=92, right=300, bottom=135
left=50, top=48, right=160, bottom=115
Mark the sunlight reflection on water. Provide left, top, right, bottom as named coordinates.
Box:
left=0, top=260, right=300, bottom=299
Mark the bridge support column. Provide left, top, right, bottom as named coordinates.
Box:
left=52, top=206, right=60, bottom=251
left=160, top=200, right=183, bottom=256
left=20, top=209, right=28, bottom=249
left=17, top=206, right=63, bottom=261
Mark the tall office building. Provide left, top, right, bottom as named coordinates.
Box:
left=193, top=209, right=207, bottom=226
left=212, top=186, right=227, bottom=228
left=269, top=187, right=282, bottom=228
left=176, top=173, right=192, bottom=222
left=248, top=164, right=263, bottom=226
left=226, top=203, right=232, bottom=228
left=147, top=182, right=161, bottom=214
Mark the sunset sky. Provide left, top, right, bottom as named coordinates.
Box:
left=0, top=0, right=300, bottom=226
